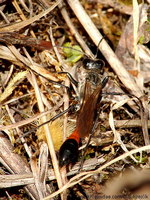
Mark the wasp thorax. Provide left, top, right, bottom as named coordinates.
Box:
left=86, top=71, right=101, bottom=86
left=76, top=60, right=104, bottom=102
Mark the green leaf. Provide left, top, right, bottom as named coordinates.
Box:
left=138, top=35, right=145, bottom=44
left=63, top=42, right=83, bottom=63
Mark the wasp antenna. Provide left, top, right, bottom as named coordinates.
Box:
left=26, top=64, right=70, bottom=90
left=17, top=105, right=75, bottom=141
left=57, top=71, right=78, bottom=87
left=95, top=37, right=104, bottom=59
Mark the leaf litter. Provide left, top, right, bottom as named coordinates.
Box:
left=0, top=0, right=150, bottom=199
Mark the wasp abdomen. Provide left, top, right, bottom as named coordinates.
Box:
left=59, top=139, right=79, bottom=167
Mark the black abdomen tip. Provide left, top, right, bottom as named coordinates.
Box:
left=59, top=139, right=79, bottom=167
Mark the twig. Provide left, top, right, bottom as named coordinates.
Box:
left=45, top=145, right=150, bottom=199
left=5, top=105, right=32, bottom=158
left=3, top=64, right=14, bottom=87
left=0, top=100, right=63, bottom=131
left=0, top=132, right=39, bottom=199
left=0, top=0, right=62, bottom=32
left=30, top=71, right=63, bottom=195
left=0, top=157, right=105, bottom=188
left=66, top=0, right=143, bottom=99
left=105, top=119, right=150, bottom=128
left=59, top=2, right=95, bottom=58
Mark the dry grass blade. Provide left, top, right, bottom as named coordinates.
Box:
left=0, top=132, right=39, bottom=199
left=30, top=71, right=63, bottom=192
left=30, top=157, right=44, bottom=199
left=0, top=0, right=149, bottom=199
left=132, top=1, right=150, bottom=159
left=0, top=71, right=28, bottom=103
left=0, top=32, right=53, bottom=50
left=0, top=45, right=59, bottom=81
left=0, top=100, right=63, bottom=131
left=0, top=157, right=105, bottom=188
left=66, top=0, right=143, bottom=98
left=0, top=173, right=34, bottom=188
left=109, top=98, right=138, bottom=162
left=58, top=2, right=95, bottom=58
left=0, top=0, right=62, bottom=32
left=105, top=119, right=150, bottom=129
left=44, top=145, right=150, bottom=199
left=38, top=143, right=49, bottom=195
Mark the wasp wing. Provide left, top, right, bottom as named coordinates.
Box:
left=76, top=82, right=102, bottom=138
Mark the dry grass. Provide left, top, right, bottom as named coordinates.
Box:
left=0, top=0, right=150, bottom=199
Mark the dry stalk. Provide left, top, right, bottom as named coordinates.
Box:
left=0, top=0, right=62, bottom=32
left=30, top=71, right=63, bottom=194
left=0, top=132, right=39, bottom=199
left=58, top=1, right=95, bottom=58
left=66, top=0, right=143, bottom=99
left=44, top=145, right=150, bottom=199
